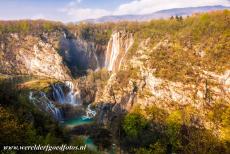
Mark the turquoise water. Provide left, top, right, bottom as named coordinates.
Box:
left=84, top=136, right=98, bottom=151
left=62, top=117, right=93, bottom=128
left=62, top=116, right=98, bottom=151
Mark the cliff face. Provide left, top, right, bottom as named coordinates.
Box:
left=0, top=27, right=134, bottom=80
left=0, top=32, right=71, bottom=80
left=93, top=12, right=230, bottom=123
left=95, top=38, right=230, bottom=112
left=59, top=33, right=106, bottom=75
left=0, top=29, right=109, bottom=79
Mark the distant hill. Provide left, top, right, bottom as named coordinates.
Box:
left=83, top=5, right=230, bottom=23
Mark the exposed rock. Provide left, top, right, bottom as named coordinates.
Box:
left=0, top=32, right=71, bottom=80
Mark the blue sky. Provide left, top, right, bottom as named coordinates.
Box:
left=0, top=0, right=229, bottom=22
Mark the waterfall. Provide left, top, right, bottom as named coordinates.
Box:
left=29, top=81, right=82, bottom=121
left=93, top=52, right=100, bottom=70
left=105, top=32, right=120, bottom=71
left=65, top=81, right=81, bottom=105
left=105, top=32, right=134, bottom=72
left=63, top=32, right=67, bottom=39
left=29, top=91, right=62, bottom=120
left=52, top=81, right=81, bottom=105
left=81, top=104, right=97, bottom=120
left=52, top=84, right=65, bottom=104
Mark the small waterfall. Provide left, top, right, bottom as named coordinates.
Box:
left=81, top=104, right=97, bottom=120
left=65, top=81, right=81, bottom=105
left=29, top=91, right=62, bottom=120
left=63, top=32, right=67, bottom=39
left=93, top=52, right=100, bottom=70
left=52, top=84, right=65, bottom=104
left=52, top=81, right=81, bottom=105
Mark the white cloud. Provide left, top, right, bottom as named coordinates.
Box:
left=114, top=0, right=230, bottom=15
left=60, top=0, right=230, bottom=21
left=59, top=0, right=111, bottom=21
left=63, top=7, right=110, bottom=21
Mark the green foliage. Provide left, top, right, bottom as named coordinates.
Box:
left=145, top=105, right=168, bottom=124
left=18, top=21, right=30, bottom=32
left=135, top=142, right=166, bottom=154
left=221, top=106, right=230, bottom=127
left=90, top=128, right=112, bottom=150
left=220, top=104, right=230, bottom=142
left=68, top=23, right=113, bottom=45
left=121, top=103, right=230, bottom=154
left=122, top=113, right=147, bottom=138
left=0, top=20, right=64, bottom=34
left=124, top=11, right=230, bottom=83
left=0, top=77, right=68, bottom=146
left=166, top=111, right=183, bottom=151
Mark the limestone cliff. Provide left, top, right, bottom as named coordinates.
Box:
left=0, top=32, right=71, bottom=80
left=95, top=37, right=230, bottom=113
left=59, top=32, right=106, bottom=75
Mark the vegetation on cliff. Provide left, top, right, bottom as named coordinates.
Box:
left=0, top=10, right=229, bottom=154
left=125, top=10, right=230, bottom=83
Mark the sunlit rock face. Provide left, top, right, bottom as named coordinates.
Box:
left=105, top=31, right=134, bottom=72
left=0, top=30, right=133, bottom=79
left=0, top=32, right=71, bottom=80
left=95, top=37, right=230, bottom=114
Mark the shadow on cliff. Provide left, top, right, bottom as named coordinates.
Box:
left=58, top=30, right=106, bottom=77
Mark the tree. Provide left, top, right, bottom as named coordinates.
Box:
left=166, top=111, right=183, bottom=152
left=19, top=21, right=30, bottom=33
left=176, top=15, right=180, bottom=21
left=122, top=113, right=147, bottom=138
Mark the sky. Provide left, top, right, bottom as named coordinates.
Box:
left=0, top=0, right=230, bottom=22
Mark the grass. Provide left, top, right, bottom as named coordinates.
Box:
left=17, top=78, right=57, bottom=92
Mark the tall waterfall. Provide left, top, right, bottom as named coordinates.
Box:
left=105, top=32, right=134, bottom=71
left=29, top=91, right=62, bottom=120
left=52, top=81, right=81, bottom=105
left=105, top=33, right=120, bottom=71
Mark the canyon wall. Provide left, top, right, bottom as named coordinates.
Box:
left=59, top=33, right=105, bottom=75
left=0, top=32, right=71, bottom=80
left=0, top=28, right=134, bottom=79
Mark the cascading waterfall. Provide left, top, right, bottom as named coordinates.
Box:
left=52, top=84, right=65, bottom=104
left=65, top=81, right=81, bottom=105
left=29, top=81, right=82, bottom=121
left=29, top=91, right=62, bottom=120
left=81, top=104, right=97, bottom=120
left=52, top=81, right=81, bottom=105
